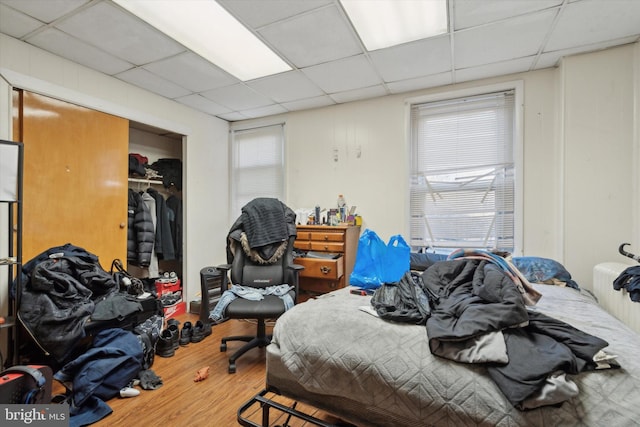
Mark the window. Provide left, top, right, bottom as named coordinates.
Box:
left=409, top=90, right=516, bottom=253
left=230, top=124, right=285, bottom=218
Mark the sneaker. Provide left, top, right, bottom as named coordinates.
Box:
left=179, top=321, right=193, bottom=346
left=167, top=324, right=180, bottom=350
left=160, top=291, right=182, bottom=307
left=190, top=320, right=211, bottom=343
left=203, top=320, right=212, bottom=337
left=156, top=329, right=175, bottom=357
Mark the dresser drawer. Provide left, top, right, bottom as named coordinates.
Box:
left=294, top=241, right=345, bottom=252
left=296, top=230, right=345, bottom=242
left=300, top=277, right=342, bottom=294
left=294, top=256, right=344, bottom=280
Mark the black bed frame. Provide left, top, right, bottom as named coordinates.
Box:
left=237, top=387, right=350, bottom=427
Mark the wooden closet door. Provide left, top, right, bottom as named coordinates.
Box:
left=14, top=90, right=129, bottom=268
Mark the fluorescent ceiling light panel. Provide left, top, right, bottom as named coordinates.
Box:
left=113, top=0, right=291, bottom=81
left=340, top=0, right=448, bottom=51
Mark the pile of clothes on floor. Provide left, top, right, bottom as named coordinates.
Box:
left=16, top=243, right=164, bottom=427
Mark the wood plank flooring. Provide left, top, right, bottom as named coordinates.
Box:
left=58, top=312, right=342, bottom=427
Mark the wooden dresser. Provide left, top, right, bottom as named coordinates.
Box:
left=293, top=225, right=360, bottom=299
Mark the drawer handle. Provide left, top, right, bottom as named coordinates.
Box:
left=324, top=245, right=329, bottom=250
left=323, top=235, right=329, bottom=240
left=320, top=266, right=332, bottom=275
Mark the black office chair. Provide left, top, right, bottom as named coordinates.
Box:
left=205, top=198, right=303, bottom=373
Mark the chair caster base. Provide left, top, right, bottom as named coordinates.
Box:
left=228, top=362, right=236, bottom=374
left=220, top=342, right=227, bottom=352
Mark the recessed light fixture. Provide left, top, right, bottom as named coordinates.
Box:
left=340, top=0, right=448, bottom=51
left=113, top=0, right=291, bottom=81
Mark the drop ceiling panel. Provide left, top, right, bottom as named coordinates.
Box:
left=456, top=56, right=535, bottom=83
left=0, top=4, right=43, bottom=38
left=175, top=94, right=232, bottom=116
left=282, top=95, right=335, bottom=111
left=258, top=5, right=362, bottom=68
left=217, top=111, right=250, bottom=121
left=386, top=72, right=453, bottom=94
left=302, top=54, right=382, bottom=93
left=369, top=36, right=452, bottom=82
left=143, top=52, right=237, bottom=93
left=55, top=1, right=185, bottom=65
left=28, top=28, right=133, bottom=75
left=453, top=0, right=563, bottom=29
left=545, top=0, right=640, bottom=52
left=247, top=71, right=325, bottom=103
left=239, top=103, right=288, bottom=119
left=330, top=84, right=388, bottom=104
left=116, top=67, right=192, bottom=99
left=1, top=0, right=91, bottom=23
left=218, top=0, right=333, bottom=28
left=454, top=8, right=558, bottom=69
left=201, top=83, right=274, bottom=111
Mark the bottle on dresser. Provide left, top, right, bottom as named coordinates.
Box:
left=337, top=194, right=347, bottom=223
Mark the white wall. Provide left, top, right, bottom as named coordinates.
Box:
left=561, top=44, right=638, bottom=288
left=0, top=34, right=229, bottom=305
left=287, top=95, right=408, bottom=238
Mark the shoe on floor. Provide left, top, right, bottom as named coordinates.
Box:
left=179, top=321, right=193, bottom=346
left=156, top=329, right=175, bottom=358
left=167, top=323, right=180, bottom=350
left=190, top=320, right=211, bottom=343
left=203, top=320, right=212, bottom=337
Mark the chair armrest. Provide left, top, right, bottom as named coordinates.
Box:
left=216, top=264, right=232, bottom=293
left=288, top=264, right=304, bottom=304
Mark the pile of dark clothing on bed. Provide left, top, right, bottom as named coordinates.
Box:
left=371, top=249, right=616, bottom=410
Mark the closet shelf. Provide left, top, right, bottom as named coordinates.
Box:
left=128, top=177, right=164, bottom=185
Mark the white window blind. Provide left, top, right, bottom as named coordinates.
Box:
left=230, top=124, right=285, bottom=218
left=410, top=90, right=515, bottom=252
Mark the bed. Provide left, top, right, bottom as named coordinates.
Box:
left=238, top=256, right=640, bottom=427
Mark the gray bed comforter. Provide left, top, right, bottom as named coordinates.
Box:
left=268, top=283, right=640, bottom=426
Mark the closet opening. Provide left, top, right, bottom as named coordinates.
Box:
left=127, top=121, right=184, bottom=313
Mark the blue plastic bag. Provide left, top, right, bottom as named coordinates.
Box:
left=383, top=234, right=410, bottom=283
left=349, top=229, right=387, bottom=289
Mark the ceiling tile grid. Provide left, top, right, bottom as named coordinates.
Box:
left=0, top=0, right=638, bottom=122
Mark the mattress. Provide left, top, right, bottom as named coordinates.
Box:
left=267, top=284, right=640, bottom=427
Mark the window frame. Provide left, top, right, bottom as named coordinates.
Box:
left=229, top=122, right=286, bottom=221
left=405, top=81, right=524, bottom=256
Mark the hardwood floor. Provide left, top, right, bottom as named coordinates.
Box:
left=60, top=312, right=341, bottom=427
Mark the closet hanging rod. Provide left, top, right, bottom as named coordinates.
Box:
left=128, top=177, right=163, bottom=185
